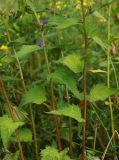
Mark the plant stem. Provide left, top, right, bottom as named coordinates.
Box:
left=107, top=4, right=115, bottom=142
left=80, top=1, right=88, bottom=159
left=30, top=106, right=39, bottom=160
left=41, top=31, right=62, bottom=151
left=0, top=78, right=24, bottom=160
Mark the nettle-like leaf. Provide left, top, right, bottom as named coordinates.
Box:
left=3, top=151, right=19, bottom=160
left=48, top=104, right=83, bottom=123
left=48, top=68, right=83, bottom=99
left=11, top=128, right=32, bottom=142
left=40, top=146, right=71, bottom=160
left=59, top=53, right=84, bottom=73
left=89, top=83, right=119, bottom=102
left=15, top=45, right=41, bottom=59
left=0, top=115, right=24, bottom=149
left=22, top=85, right=46, bottom=105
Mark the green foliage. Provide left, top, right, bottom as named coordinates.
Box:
left=16, top=45, right=41, bottom=59
left=89, top=83, right=119, bottom=102
left=48, top=103, right=83, bottom=123
left=22, top=85, right=46, bottom=105
left=49, top=67, right=83, bottom=99
left=41, top=146, right=71, bottom=160
left=59, top=53, right=84, bottom=73
left=11, top=128, right=32, bottom=142
left=0, top=115, right=24, bottom=150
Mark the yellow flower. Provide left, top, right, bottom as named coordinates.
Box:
left=0, top=45, right=8, bottom=50
left=55, top=1, right=63, bottom=10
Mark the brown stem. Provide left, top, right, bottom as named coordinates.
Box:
left=0, top=78, right=24, bottom=160
left=80, top=1, right=88, bottom=160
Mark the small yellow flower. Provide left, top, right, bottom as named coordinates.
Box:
left=55, top=1, right=63, bottom=10
left=0, top=45, right=8, bottom=50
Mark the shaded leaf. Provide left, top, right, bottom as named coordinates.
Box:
left=22, top=85, right=46, bottom=105
left=48, top=68, right=83, bottom=99
left=15, top=45, right=41, bottom=59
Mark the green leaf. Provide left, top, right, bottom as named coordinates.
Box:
left=60, top=53, right=84, bottom=73
left=56, top=18, right=79, bottom=29
left=11, top=128, right=32, bottom=142
left=93, top=11, right=107, bottom=22
left=22, top=85, right=46, bottom=105
left=3, top=151, right=19, bottom=160
left=48, top=68, right=83, bottom=100
left=48, top=104, right=83, bottom=123
left=41, top=146, right=71, bottom=160
left=89, top=84, right=119, bottom=102
left=0, top=115, right=24, bottom=149
left=15, top=45, right=41, bottom=59
left=93, top=36, right=107, bottom=50
left=0, top=0, right=18, bottom=11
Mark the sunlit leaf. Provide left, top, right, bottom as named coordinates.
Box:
left=48, top=104, right=83, bottom=123
left=89, top=84, right=119, bottom=102
left=0, top=115, right=24, bottom=149
left=60, top=53, right=84, bottom=73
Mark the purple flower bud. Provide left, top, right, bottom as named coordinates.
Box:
left=37, top=41, right=43, bottom=47
left=40, top=19, right=48, bottom=24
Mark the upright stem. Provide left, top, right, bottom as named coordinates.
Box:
left=107, top=4, right=115, bottom=140
left=41, top=31, right=62, bottom=151
left=80, top=1, right=88, bottom=160
left=0, top=78, right=24, bottom=160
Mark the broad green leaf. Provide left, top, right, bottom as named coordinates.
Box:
left=11, top=128, right=32, bottom=142
left=48, top=104, right=83, bottom=123
left=60, top=53, right=84, bottom=73
left=48, top=68, right=83, bottom=99
left=56, top=18, right=79, bottom=29
left=41, top=146, right=71, bottom=160
left=93, top=11, right=107, bottom=22
left=93, top=36, right=107, bottom=50
left=0, top=115, right=24, bottom=149
left=22, top=85, right=46, bottom=105
left=89, top=84, right=119, bottom=102
left=15, top=45, right=41, bottom=59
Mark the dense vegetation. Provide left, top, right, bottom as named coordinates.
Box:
left=0, top=0, right=119, bottom=159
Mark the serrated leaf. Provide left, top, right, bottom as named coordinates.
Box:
left=11, top=128, right=32, bottom=142
left=48, top=104, right=83, bottom=123
left=0, top=115, right=24, bottom=149
left=48, top=68, right=83, bottom=100
left=22, top=85, right=46, bottom=105
left=89, top=84, right=119, bottom=102
left=15, top=45, right=41, bottom=59
left=60, top=53, right=84, bottom=73
left=41, top=146, right=71, bottom=160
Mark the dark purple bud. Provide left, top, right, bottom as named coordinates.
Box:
left=37, top=42, right=43, bottom=47
left=40, top=19, right=48, bottom=24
